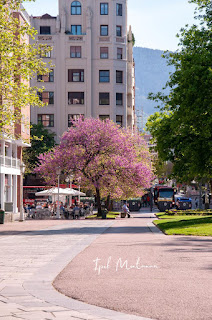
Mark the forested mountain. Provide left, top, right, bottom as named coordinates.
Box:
left=133, top=47, right=175, bottom=125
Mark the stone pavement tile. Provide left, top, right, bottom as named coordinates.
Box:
left=12, top=311, right=55, bottom=320
left=0, top=283, right=7, bottom=291
left=0, top=295, right=9, bottom=303
left=90, top=318, right=112, bottom=320
left=9, top=295, right=52, bottom=308
left=0, top=280, right=23, bottom=288
left=8, top=295, right=36, bottom=302
left=13, top=300, right=51, bottom=308
left=54, top=317, right=85, bottom=320
left=17, top=306, right=69, bottom=312
left=89, top=318, right=109, bottom=320
left=0, top=317, right=25, bottom=320
left=0, top=286, right=28, bottom=297
left=0, top=304, right=23, bottom=317
left=53, top=310, right=95, bottom=320
left=53, top=312, right=96, bottom=320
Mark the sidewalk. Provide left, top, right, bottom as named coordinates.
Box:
left=0, top=212, right=211, bottom=320
left=0, top=218, right=152, bottom=320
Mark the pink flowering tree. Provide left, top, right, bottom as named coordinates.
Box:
left=35, top=118, right=153, bottom=215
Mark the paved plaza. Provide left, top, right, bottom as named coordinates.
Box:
left=0, top=212, right=211, bottom=320
left=0, top=219, right=151, bottom=320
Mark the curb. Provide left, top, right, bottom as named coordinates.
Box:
left=147, top=221, right=164, bottom=235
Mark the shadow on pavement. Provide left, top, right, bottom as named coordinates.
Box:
left=0, top=225, right=152, bottom=237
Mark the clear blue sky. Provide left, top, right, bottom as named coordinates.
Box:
left=24, top=0, right=197, bottom=51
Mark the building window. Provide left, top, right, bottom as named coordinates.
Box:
left=71, top=25, right=82, bottom=35
left=99, top=93, right=110, bottom=105
left=68, top=114, right=84, bottom=127
left=99, top=70, right=110, bottom=82
left=37, top=70, right=54, bottom=82
left=40, top=46, right=51, bottom=58
left=71, top=1, right=81, bottom=15
left=100, top=3, right=108, bottom=15
left=116, top=70, right=123, bottom=83
left=100, top=25, right=108, bottom=36
left=116, top=115, right=123, bottom=126
left=117, top=47, right=123, bottom=59
left=68, top=69, right=84, bottom=82
left=116, top=26, right=122, bottom=37
left=116, top=3, right=122, bottom=16
left=68, top=92, right=84, bottom=105
left=38, top=91, right=54, bottom=104
left=70, top=46, right=81, bottom=58
left=38, top=114, right=54, bottom=127
left=100, top=47, right=108, bottom=59
left=116, top=93, right=123, bottom=105
left=99, top=115, right=110, bottom=121
left=40, top=26, right=51, bottom=34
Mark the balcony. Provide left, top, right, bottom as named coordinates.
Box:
left=38, top=35, right=53, bottom=41
left=0, top=156, right=20, bottom=169
left=68, top=35, right=84, bottom=41
left=116, top=37, right=125, bottom=43
left=99, top=36, right=111, bottom=42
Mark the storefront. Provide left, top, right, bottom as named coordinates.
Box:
left=0, top=139, right=29, bottom=217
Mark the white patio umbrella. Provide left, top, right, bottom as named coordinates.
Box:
left=35, top=188, right=77, bottom=196
left=65, top=188, right=86, bottom=196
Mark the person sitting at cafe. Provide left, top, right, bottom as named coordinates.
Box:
left=79, top=203, right=85, bottom=216
left=72, top=203, right=80, bottom=219
left=36, top=203, right=42, bottom=209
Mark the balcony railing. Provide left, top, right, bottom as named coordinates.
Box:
left=116, top=37, right=125, bottom=43
left=68, top=35, right=84, bottom=41
left=99, top=36, right=111, bottom=42
left=38, top=36, right=53, bottom=41
left=0, top=155, right=20, bottom=169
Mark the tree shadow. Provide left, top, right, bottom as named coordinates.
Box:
left=0, top=225, right=151, bottom=237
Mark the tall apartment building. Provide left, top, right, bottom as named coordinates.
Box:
left=30, top=0, right=135, bottom=142
left=0, top=6, right=30, bottom=219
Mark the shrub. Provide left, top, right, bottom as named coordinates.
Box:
left=165, top=209, right=177, bottom=215
left=165, top=209, right=212, bottom=216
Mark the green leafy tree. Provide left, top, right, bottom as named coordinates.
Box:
left=23, top=123, right=56, bottom=175
left=0, top=0, right=52, bottom=138
left=147, top=0, right=212, bottom=184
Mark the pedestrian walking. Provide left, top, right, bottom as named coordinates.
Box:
left=195, top=197, right=199, bottom=209
left=122, top=201, right=130, bottom=218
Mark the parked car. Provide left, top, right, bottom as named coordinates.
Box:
left=175, top=196, right=192, bottom=210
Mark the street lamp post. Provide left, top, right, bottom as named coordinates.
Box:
left=19, top=162, right=26, bottom=222
left=150, top=187, right=153, bottom=213
left=56, top=167, right=61, bottom=219
left=65, top=174, right=73, bottom=206
left=78, top=177, right=81, bottom=204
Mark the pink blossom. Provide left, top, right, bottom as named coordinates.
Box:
left=35, top=118, right=154, bottom=213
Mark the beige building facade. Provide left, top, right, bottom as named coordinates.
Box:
left=0, top=6, right=31, bottom=218
left=30, top=0, right=135, bottom=142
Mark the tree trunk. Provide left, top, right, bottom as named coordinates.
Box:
left=205, top=183, right=210, bottom=210
left=199, top=181, right=203, bottom=210
left=106, top=194, right=110, bottom=211
left=109, top=199, right=113, bottom=211
left=96, top=188, right=102, bottom=217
